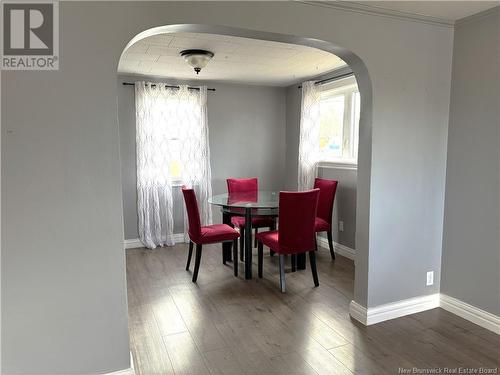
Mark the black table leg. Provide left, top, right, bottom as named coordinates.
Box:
left=245, top=207, right=252, bottom=279
left=297, top=253, right=306, bottom=270
left=222, top=210, right=232, bottom=263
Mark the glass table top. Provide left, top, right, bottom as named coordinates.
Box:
left=208, top=191, right=279, bottom=209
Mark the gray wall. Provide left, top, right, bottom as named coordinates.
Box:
left=285, top=84, right=357, bottom=249
left=2, top=2, right=454, bottom=374
left=319, top=168, right=357, bottom=250
left=441, top=10, right=500, bottom=316
left=118, top=77, right=286, bottom=239
left=284, top=84, right=301, bottom=191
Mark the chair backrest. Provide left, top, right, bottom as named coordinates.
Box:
left=227, top=178, right=258, bottom=194
left=278, top=189, right=320, bottom=254
left=313, top=178, right=338, bottom=224
left=181, top=186, right=202, bottom=242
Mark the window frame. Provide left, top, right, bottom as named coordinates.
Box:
left=318, top=76, right=360, bottom=168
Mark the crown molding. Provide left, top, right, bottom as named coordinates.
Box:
left=455, top=5, right=500, bottom=27
left=299, top=1, right=455, bottom=28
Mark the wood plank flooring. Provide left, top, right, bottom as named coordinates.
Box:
left=126, top=243, right=500, bottom=375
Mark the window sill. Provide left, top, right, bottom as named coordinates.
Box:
left=317, top=160, right=358, bottom=171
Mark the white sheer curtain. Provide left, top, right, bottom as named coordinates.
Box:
left=298, top=81, right=321, bottom=190
left=135, top=82, right=212, bottom=249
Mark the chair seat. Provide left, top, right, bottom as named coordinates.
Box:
left=196, top=224, right=240, bottom=245
left=256, top=230, right=311, bottom=255
left=255, top=230, right=282, bottom=253
left=231, top=215, right=275, bottom=228
left=314, top=217, right=330, bottom=232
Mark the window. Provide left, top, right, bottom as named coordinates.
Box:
left=318, top=77, right=360, bottom=164
left=168, top=138, right=182, bottom=180
left=135, top=82, right=213, bottom=248
left=136, top=85, right=209, bottom=185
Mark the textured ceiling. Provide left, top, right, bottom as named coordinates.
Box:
left=118, top=32, right=347, bottom=86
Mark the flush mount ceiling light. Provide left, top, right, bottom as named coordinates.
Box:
left=180, top=49, right=214, bottom=75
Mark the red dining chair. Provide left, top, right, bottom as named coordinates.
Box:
left=226, top=178, right=276, bottom=260
left=181, top=186, right=240, bottom=282
left=313, top=178, right=338, bottom=259
left=256, top=189, right=320, bottom=292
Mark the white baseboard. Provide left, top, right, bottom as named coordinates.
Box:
left=126, top=234, right=357, bottom=260
left=99, top=352, right=135, bottom=375
left=123, top=238, right=143, bottom=249
left=349, top=300, right=368, bottom=325
left=349, top=293, right=440, bottom=325
left=350, top=293, right=500, bottom=335
left=123, top=234, right=187, bottom=250
left=440, top=294, right=500, bottom=335
left=101, top=367, right=135, bottom=375
left=316, top=236, right=355, bottom=260
left=171, top=233, right=186, bottom=243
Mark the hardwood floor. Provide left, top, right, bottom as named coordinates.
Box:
left=126, top=243, right=500, bottom=375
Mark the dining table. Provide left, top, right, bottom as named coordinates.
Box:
left=208, top=191, right=306, bottom=279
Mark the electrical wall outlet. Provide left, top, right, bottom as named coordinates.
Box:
left=339, top=220, right=344, bottom=232
left=426, top=271, right=434, bottom=286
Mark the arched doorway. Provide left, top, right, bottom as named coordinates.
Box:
left=118, top=23, right=373, bottom=307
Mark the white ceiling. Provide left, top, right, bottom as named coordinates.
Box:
left=354, top=1, right=499, bottom=21
left=118, top=32, right=347, bottom=86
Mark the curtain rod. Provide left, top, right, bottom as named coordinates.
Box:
left=297, top=71, right=354, bottom=89
left=122, top=82, right=216, bottom=92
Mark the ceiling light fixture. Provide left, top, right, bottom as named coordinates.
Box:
left=180, top=49, right=214, bottom=75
